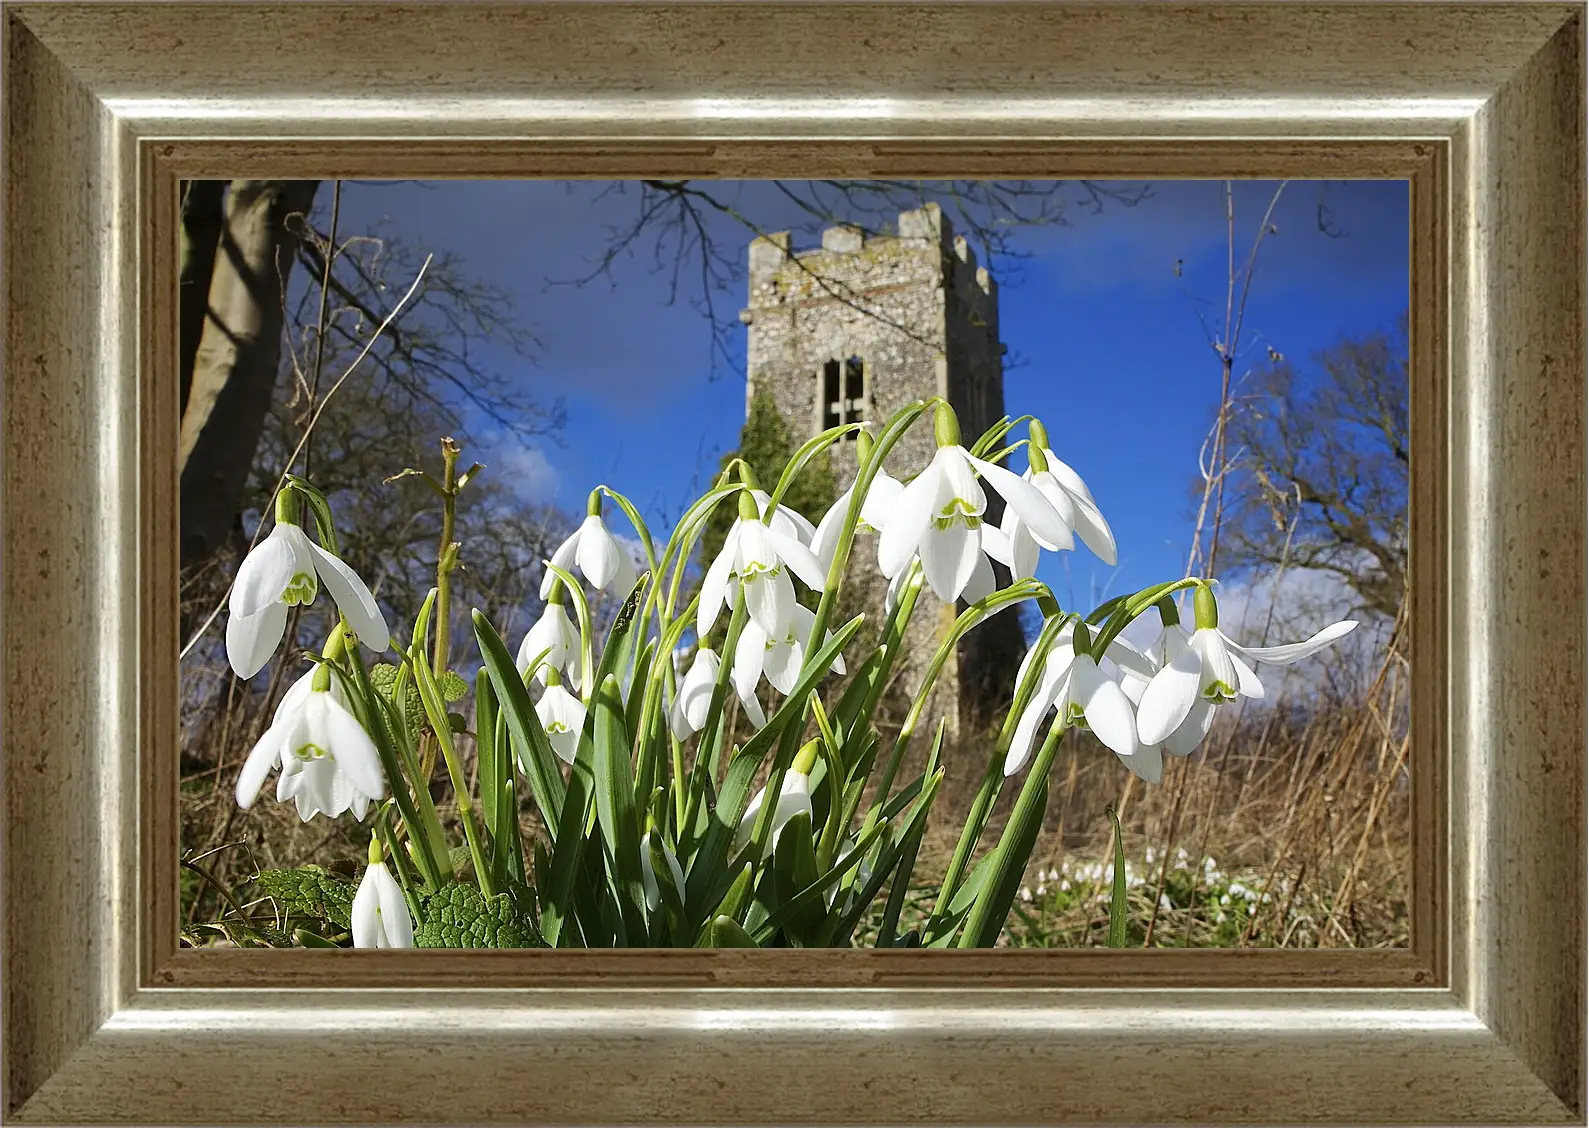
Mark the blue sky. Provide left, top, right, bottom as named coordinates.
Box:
left=332, top=179, right=1408, bottom=611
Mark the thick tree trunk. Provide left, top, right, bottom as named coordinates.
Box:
left=177, top=180, right=225, bottom=417
left=178, top=179, right=319, bottom=568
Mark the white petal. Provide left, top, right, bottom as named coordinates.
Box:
left=1026, top=473, right=1077, bottom=553
left=876, top=464, right=941, bottom=578
left=1165, top=699, right=1216, bottom=757
left=1191, top=628, right=1237, bottom=694
left=1067, top=492, right=1117, bottom=566
left=962, top=548, right=997, bottom=604
left=744, top=569, right=795, bottom=640
left=1004, top=696, right=1052, bottom=777
left=859, top=472, right=904, bottom=531
left=1070, top=659, right=1140, bottom=759
left=1120, top=742, right=1164, bottom=784
left=1102, top=635, right=1158, bottom=682
left=373, top=862, right=415, bottom=947
left=810, top=485, right=855, bottom=571
left=732, top=621, right=768, bottom=698
left=937, top=447, right=987, bottom=515
left=919, top=520, right=980, bottom=602
left=317, top=693, right=386, bottom=801
left=539, top=529, right=582, bottom=600
left=1223, top=620, right=1359, bottom=665
left=307, top=542, right=389, bottom=653
left=765, top=525, right=828, bottom=592
left=1135, top=634, right=1203, bottom=745
left=1043, top=450, right=1099, bottom=505
left=351, top=866, right=382, bottom=948
left=571, top=516, right=619, bottom=589
left=761, top=634, right=803, bottom=696
left=1232, top=654, right=1266, bottom=699
left=697, top=524, right=740, bottom=637
left=970, top=454, right=1069, bottom=549
left=230, top=526, right=299, bottom=617
left=226, top=601, right=288, bottom=679
left=1009, top=517, right=1041, bottom=580
left=235, top=727, right=284, bottom=808
left=737, top=683, right=767, bottom=728
left=678, top=649, right=720, bottom=735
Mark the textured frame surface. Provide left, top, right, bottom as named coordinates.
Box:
left=1, top=2, right=1583, bottom=1124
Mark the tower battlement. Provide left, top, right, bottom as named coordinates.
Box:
left=737, top=203, right=1024, bottom=738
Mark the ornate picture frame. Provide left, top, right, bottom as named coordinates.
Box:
left=3, top=2, right=1582, bottom=1122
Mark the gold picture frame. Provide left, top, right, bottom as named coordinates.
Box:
left=3, top=2, right=1582, bottom=1122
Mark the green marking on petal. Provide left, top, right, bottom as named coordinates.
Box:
left=282, top=571, right=318, bottom=606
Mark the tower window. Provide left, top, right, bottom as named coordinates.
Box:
left=821, top=356, right=868, bottom=436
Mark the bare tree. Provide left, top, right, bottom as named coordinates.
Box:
left=1218, top=313, right=1409, bottom=621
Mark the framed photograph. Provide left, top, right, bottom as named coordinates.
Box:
left=3, top=2, right=1582, bottom=1123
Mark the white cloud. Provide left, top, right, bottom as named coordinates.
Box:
left=493, top=446, right=561, bottom=504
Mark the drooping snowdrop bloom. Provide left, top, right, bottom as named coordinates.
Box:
left=810, top=428, right=906, bottom=570
left=746, top=488, right=818, bottom=545
left=1005, top=619, right=1157, bottom=781
left=732, top=603, right=847, bottom=704
left=670, top=647, right=722, bottom=740
left=699, top=491, right=828, bottom=641
left=226, top=509, right=389, bottom=680
left=539, top=495, right=641, bottom=599
left=517, top=592, right=582, bottom=690
left=236, top=669, right=386, bottom=821
left=1134, top=587, right=1358, bottom=748
left=351, top=853, right=414, bottom=949
left=534, top=676, right=588, bottom=765
left=640, top=829, right=686, bottom=913
left=877, top=405, right=1071, bottom=603
left=732, top=762, right=815, bottom=860
left=1118, top=619, right=1218, bottom=760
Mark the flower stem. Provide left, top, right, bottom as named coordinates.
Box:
left=431, top=437, right=462, bottom=678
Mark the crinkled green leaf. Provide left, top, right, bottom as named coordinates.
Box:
left=253, top=866, right=357, bottom=930
left=413, top=881, right=547, bottom=949
left=438, top=670, right=470, bottom=703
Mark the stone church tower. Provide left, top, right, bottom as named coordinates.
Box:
left=737, top=203, right=1025, bottom=737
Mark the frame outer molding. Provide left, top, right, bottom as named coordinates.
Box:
left=1, top=3, right=1583, bottom=1124
left=1449, top=12, right=1586, bottom=1107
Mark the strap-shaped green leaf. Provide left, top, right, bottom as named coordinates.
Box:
left=592, top=673, right=647, bottom=940
left=472, top=609, right=566, bottom=828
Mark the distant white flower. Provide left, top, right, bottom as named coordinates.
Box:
left=640, top=829, right=686, bottom=912
left=226, top=519, right=389, bottom=680
left=699, top=497, right=828, bottom=641
left=732, top=770, right=813, bottom=860
left=517, top=598, right=581, bottom=689
left=351, top=859, right=414, bottom=949
left=534, top=681, right=587, bottom=764
left=878, top=444, right=1070, bottom=603
left=540, top=511, right=639, bottom=598
left=236, top=671, right=385, bottom=822
left=1004, top=621, right=1157, bottom=780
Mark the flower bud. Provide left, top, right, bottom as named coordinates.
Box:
left=792, top=738, right=820, bottom=776
left=933, top=402, right=961, bottom=448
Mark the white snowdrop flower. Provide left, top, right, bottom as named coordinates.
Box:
left=877, top=405, right=1072, bottom=603
left=226, top=512, right=389, bottom=680
left=1019, top=887, right=1034, bottom=903
left=351, top=857, right=414, bottom=949
left=236, top=669, right=384, bottom=823
left=517, top=594, right=582, bottom=689
left=540, top=498, right=640, bottom=599
left=669, top=647, right=722, bottom=741
left=732, top=768, right=813, bottom=861
left=1004, top=619, right=1156, bottom=778
left=699, top=491, right=828, bottom=642
left=534, top=678, right=587, bottom=765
